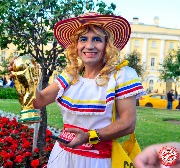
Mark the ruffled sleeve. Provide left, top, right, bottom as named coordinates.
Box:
left=55, top=71, right=73, bottom=100
left=115, top=66, right=146, bottom=99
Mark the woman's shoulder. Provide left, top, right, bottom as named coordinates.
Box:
left=118, top=65, right=137, bottom=73
left=112, top=66, right=139, bottom=81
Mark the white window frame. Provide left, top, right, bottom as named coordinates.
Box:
left=152, top=41, right=156, bottom=48
left=169, top=42, right=174, bottom=50
left=150, top=57, right=155, bottom=67
left=134, top=40, right=140, bottom=47
left=1, top=51, right=5, bottom=62
left=149, top=79, right=154, bottom=92
left=14, top=51, right=18, bottom=57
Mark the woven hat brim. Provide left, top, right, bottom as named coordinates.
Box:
left=54, top=14, right=131, bottom=50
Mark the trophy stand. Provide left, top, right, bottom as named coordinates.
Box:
left=19, top=109, right=41, bottom=123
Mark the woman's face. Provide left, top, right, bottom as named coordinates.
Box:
left=77, top=28, right=106, bottom=66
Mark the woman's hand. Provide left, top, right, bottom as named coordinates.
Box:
left=59, top=128, right=89, bottom=149
left=134, top=142, right=180, bottom=168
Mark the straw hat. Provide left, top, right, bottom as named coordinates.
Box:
left=54, top=12, right=131, bottom=50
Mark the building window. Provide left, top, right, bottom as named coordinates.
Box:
left=149, top=80, right=154, bottom=92
left=14, top=52, right=18, bottom=57
left=134, top=40, right=139, bottom=47
left=169, top=42, right=174, bottom=50
left=150, top=58, right=155, bottom=67
left=152, top=41, right=156, bottom=48
left=1, top=51, right=5, bottom=62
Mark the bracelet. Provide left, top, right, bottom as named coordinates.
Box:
left=95, top=129, right=101, bottom=142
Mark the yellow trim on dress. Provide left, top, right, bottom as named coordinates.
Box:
left=116, top=78, right=141, bottom=90
left=62, top=95, right=106, bottom=104
left=107, top=88, right=115, bottom=94
left=61, top=71, right=71, bottom=84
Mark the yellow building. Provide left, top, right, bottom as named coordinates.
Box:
left=121, top=17, right=180, bottom=94
left=1, top=16, right=180, bottom=94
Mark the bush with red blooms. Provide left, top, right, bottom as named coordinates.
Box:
left=0, top=116, right=55, bottom=168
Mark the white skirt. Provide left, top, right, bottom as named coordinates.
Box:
left=47, top=141, right=111, bottom=168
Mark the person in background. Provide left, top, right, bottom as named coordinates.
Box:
left=174, top=91, right=178, bottom=99
left=3, top=78, right=14, bottom=88
left=3, top=77, right=7, bottom=87
left=178, top=97, right=180, bottom=110
left=9, top=78, right=14, bottom=88
left=9, top=12, right=145, bottom=168
left=134, top=142, right=180, bottom=168
left=167, top=89, right=174, bottom=109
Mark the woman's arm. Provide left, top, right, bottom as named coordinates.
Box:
left=98, top=95, right=136, bottom=141
left=33, top=82, right=60, bottom=109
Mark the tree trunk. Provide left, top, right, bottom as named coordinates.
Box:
left=37, top=106, right=47, bottom=154
left=37, top=74, right=50, bottom=154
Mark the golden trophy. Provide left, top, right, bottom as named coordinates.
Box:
left=11, top=56, right=41, bottom=124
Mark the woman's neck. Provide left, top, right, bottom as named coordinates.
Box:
left=82, top=63, right=104, bottom=79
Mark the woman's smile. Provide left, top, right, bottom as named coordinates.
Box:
left=83, top=52, right=98, bottom=57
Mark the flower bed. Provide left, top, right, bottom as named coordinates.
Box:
left=0, top=115, right=56, bottom=168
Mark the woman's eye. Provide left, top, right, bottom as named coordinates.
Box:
left=93, top=37, right=102, bottom=42
left=79, top=37, right=87, bottom=42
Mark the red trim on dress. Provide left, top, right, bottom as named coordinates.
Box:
left=59, top=124, right=112, bottom=158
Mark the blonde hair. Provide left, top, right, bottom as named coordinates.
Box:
left=64, top=25, right=120, bottom=85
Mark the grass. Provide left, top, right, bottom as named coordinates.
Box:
left=0, top=99, right=180, bottom=149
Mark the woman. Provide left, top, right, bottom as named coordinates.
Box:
left=10, top=12, right=145, bottom=168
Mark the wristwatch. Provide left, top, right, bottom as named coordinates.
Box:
left=88, top=130, right=100, bottom=145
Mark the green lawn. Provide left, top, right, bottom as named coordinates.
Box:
left=0, top=99, right=180, bottom=149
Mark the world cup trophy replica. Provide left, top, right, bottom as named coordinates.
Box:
left=11, top=56, right=41, bottom=124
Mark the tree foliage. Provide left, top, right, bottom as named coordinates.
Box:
left=124, top=50, right=144, bottom=77
left=159, top=48, right=180, bottom=82
left=0, top=0, right=116, bottom=153
left=0, top=53, right=13, bottom=75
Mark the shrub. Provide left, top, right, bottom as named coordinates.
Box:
left=0, top=87, right=18, bottom=99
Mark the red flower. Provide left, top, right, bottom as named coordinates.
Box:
left=0, top=137, right=4, bottom=143
left=25, top=151, right=32, bottom=157
left=46, top=129, right=52, bottom=137
left=10, top=142, right=18, bottom=151
left=34, top=147, right=39, bottom=153
left=11, top=129, right=19, bottom=134
left=44, top=146, right=52, bottom=152
left=22, top=140, right=31, bottom=148
left=14, top=155, right=24, bottom=163
left=1, top=117, right=10, bottom=124
left=4, top=160, right=13, bottom=167
left=3, top=152, right=11, bottom=161
left=31, top=159, right=40, bottom=167
left=5, top=136, right=13, bottom=143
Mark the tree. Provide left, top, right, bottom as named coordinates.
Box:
left=124, top=50, right=144, bottom=77
left=159, top=48, right=180, bottom=94
left=0, top=0, right=116, bottom=153
left=0, top=53, right=14, bottom=76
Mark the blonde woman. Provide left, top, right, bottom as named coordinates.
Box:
left=10, top=12, right=145, bottom=168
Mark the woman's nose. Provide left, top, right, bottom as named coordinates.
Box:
left=85, top=40, right=95, bottom=49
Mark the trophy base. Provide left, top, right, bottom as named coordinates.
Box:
left=18, top=109, right=41, bottom=124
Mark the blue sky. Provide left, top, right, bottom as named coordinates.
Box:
left=103, top=0, right=180, bottom=29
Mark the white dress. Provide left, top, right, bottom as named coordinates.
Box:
left=47, top=66, right=145, bottom=168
